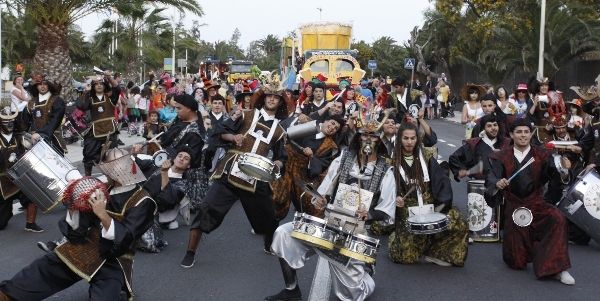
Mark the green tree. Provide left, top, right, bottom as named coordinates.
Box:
left=0, top=0, right=202, bottom=94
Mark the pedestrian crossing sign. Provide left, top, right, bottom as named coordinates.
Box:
left=404, top=58, right=416, bottom=70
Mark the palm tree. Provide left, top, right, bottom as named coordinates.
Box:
left=2, top=0, right=202, bottom=94
left=258, top=34, right=281, bottom=56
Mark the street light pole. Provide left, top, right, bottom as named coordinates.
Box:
left=537, top=0, right=546, bottom=79
left=317, top=8, right=322, bottom=20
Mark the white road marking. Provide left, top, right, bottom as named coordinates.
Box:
left=447, top=143, right=456, bottom=147
left=438, top=139, right=446, bottom=143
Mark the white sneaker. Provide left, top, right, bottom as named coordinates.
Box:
left=168, top=220, right=179, bottom=230
left=468, top=237, right=474, bottom=244
left=554, top=271, right=575, bottom=285
left=424, top=256, right=452, bottom=267
left=250, top=228, right=256, bottom=235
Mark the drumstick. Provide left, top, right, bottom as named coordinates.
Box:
left=401, top=185, right=416, bottom=200
left=507, top=157, right=535, bottom=182
left=140, top=132, right=164, bottom=147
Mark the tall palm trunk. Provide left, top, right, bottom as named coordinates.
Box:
left=33, top=22, right=73, bottom=96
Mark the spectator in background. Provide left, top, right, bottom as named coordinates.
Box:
left=151, top=84, right=167, bottom=111
left=10, top=75, right=30, bottom=112
left=159, top=94, right=178, bottom=124
left=359, top=80, right=374, bottom=102
left=139, top=86, right=151, bottom=122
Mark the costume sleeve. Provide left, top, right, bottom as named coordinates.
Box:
left=37, top=97, right=65, bottom=139
left=429, top=157, right=453, bottom=211
left=307, top=147, right=338, bottom=179
left=422, top=128, right=438, bottom=147
left=448, top=143, right=473, bottom=181
left=76, top=92, right=91, bottom=111
left=99, top=198, right=156, bottom=257
left=317, top=150, right=344, bottom=197
left=372, top=167, right=396, bottom=222
left=58, top=212, right=98, bottom=244
left=484, top=155, right=505, bottom=207
left=155, top=179, right=185, bottom=212
left=222, top=112, right=244, bottom=134
left=271, top=134, right=287, bottom=175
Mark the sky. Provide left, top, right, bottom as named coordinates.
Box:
left=77, top=0, right=433, bottom=48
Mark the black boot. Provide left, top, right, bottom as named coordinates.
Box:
left=265, top=258, right=301, bottom=301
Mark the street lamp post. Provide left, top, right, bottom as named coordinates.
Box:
left=537, top=0, right=546, bottom=79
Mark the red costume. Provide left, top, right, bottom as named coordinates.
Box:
left=485, top=146, right=571, bottom=278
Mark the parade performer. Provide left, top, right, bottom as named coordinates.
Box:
left=300, top=76, right=328, bottom=117
left=385, top=76, right=418, bottom=123
left=180, top=82, right=288, bottom=268
left=142, top=110, right=168, bottom=155
left=389, top=122, right=468, bottom=266
left=484, top=118, right=575, bottom=285
left=271, top=115, right=343, bottom=220
left=18, top=79, right=67, bottom=232
left=0, top=100, right=36, bottom=231
left=449, top=114, right=510, bottom=181
left=77, top=74, right=119, bottom=176
left=265, top=114, right=396, bottom=301
left=0, top=148, right=157, bottom=300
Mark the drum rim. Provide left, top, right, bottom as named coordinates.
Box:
left=346, top=232, right=379, bottom=244
left=406, top=212, right=448, bottom=223
left=290, top=231, right=335, bottom=250
left=338, top=248, right=376, bottom=263
left=512, top=206, right=533, bottom=227
left=299, top=213, right=328, bottom=223
left=468, top=180, right=485, bottom=184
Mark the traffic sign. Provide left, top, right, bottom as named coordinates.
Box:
left=163, top=58, right=173, bottom=71
left=367, top=60, right=377, bottom=70
left=177, top=59, right=187, bottom=68
left=404, top=58, right=416, bottom=70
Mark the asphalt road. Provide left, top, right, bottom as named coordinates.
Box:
left=0, top=119, right=599, bottom=301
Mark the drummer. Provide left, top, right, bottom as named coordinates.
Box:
left=179, top=83, right=288, bottom=269
left=266, top=112, right=396, bottom=301
left=484, top=118, right=575, bottom=285
left=449, top=114, right=510, bottom=181
left=271, top=114, right=344, bottom=220
left=542, top=115, right=590, bottom=245
left=389, top=122, right=469, bottom=267
left=17, top=79, right=66, bottom=232
left=0, top=100, right=43, bottom=233
left=0, top=148, right=157, bottom=300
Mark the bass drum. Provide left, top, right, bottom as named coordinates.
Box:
left=559, top=168, right=600, bottom=243
left=467, top=180, right=500, bottom=242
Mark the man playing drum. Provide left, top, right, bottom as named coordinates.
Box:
left=449, top=114, right=510, bottom=242
left=265, top=113, right=396, bottom=301
left=0, top=100, right=43, bottom=232
left=389, top=122, right=469, bottom=267
left=271, top=115, right=344, bottom=220
left=17, top=79, right=66, bottom=232
left=0, top=148, right=157, bottom=300
left=180, top=82, right=288, bottom=268
left=485, top=118, right=575, bottom=285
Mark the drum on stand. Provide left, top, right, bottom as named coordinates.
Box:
left=467, top=180, right=500, bottom=242
left=7, top=140, right=80, bottom=212
left=558, top=168, right=600, bottom=243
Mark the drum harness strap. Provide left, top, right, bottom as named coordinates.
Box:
left=246, top=109, right=279, bottom=154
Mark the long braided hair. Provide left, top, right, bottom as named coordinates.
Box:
left=393, top=122, right=427, bottom=192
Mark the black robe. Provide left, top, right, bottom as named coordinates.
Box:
left=160, top=119, right=206, bottom=169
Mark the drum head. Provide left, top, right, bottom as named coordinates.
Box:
left=153, top=151, right=169, bottom=167
left=467, top=192, right=493, bottom=231
left=512, top=207, right=533, bottom=227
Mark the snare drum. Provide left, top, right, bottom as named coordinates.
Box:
left=406, top=212, right=449, bottom=234
left=291, top=212, right=340, bottom=250
left=8, top=140, right=80, bottom=212
left=467, top=180, right=500, bottom=242
left=339, top=232, right=380, bottom=264
left=558, top=168, right=600, bottom=242
left=238, top=153, right=281, bottom=182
